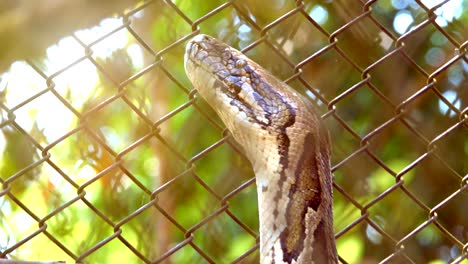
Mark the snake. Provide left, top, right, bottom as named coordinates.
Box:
left=184, top=34, right=338, bottom=264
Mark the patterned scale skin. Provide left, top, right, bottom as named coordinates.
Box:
left=185, top=34, right=338, bottom=264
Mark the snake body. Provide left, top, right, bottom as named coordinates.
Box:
left=185, top=34, right=337, bottom=264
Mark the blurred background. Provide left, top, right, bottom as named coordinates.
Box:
left=0, top=0, right=466, bottom=263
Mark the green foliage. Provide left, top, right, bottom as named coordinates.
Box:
left=0, top=0, right=466, bottom=263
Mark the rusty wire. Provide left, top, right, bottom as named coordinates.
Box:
left=0, top=0, right=466, bottom=263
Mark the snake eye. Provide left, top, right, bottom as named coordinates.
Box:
left=235, top=59, right=246, bottom=68
left=222, top=50, right=232, bottom=60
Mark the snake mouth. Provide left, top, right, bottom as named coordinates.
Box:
left=184, top=34, right=250, bottom=99
left=184, top=34, right=235, bottom=81
left=184, top=34, right=205, bottom=69
left=185, top=35, right=224, bottom=91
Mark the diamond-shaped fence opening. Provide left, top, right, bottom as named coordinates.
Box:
left=0, top=1, right=466, bottom=263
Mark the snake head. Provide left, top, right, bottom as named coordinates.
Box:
left=185, top=35, right=303, bottom=156
left=184, top=34, right=327, bottom=169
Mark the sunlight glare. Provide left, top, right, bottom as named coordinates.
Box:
left=438, top=90, right=460, bottom=117
left=420, top=0, right=463, bottom=27
left=45, top=37, right=85, bottom=74
left=127, top=44, right=144, bottom=69
left=1, top=61, right=46, bottom=108
left=2, top=17, right=131, bottom=144
left=393, top=10, right=414, bottom=34
left=309, top=5, right=328, bottom=25
left=75, top=18, right=129, bottom=58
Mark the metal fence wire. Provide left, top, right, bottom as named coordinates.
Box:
left=0, top=0, right=466, bottom=263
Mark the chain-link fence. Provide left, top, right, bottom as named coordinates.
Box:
left=0, top=0, right=466, bottom=263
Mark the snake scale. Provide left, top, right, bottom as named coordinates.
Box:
left=184, top=34, right=338, bottom=264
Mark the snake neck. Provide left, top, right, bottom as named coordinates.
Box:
left=249, top=127, right=337, bottom=264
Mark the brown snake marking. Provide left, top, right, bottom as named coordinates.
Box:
left=185, top=34, right=338, bottom=264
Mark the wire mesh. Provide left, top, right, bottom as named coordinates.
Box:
left=0, top=0, right=466, bottom=263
